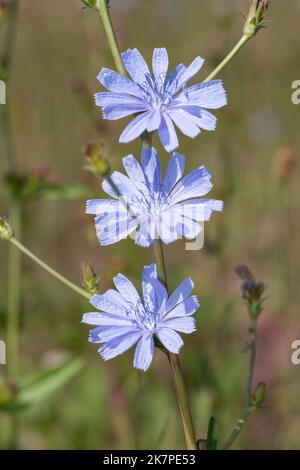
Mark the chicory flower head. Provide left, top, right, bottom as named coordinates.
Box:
left=86, top=147, right=223, bottom=247
left=82, top=263, right=199, bottom=371
left=95, top=48, right=227, bottom=152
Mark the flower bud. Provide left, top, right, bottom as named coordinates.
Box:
left=81, top=262, right=99, bottom=295
left=81, top=0, right=97, bottom=8
left=84, top=142, right=111, bottom=177
left=250, top=382, right=266, bottom=411
left=235, top=265, right=265, bottom=319
left=0, top=215, right=13, bottom=240
left=244, top=0, right=270, bottom=39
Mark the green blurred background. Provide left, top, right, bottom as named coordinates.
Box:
left=0, top=0, right=299, bottom=449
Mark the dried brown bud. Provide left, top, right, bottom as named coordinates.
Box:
left=84, top=142, right=111, bottom=177
left=275, top=147, right=295, bottom=181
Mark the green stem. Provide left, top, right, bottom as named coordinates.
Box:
left=96, top=0, right=126, bottom=75
left=0, top=0, right=19, bottom=172
left=204, top=35, right=250, bottom=82
left=9, top=237, right=91, bottom=300
left=7, top=201, right=21, bottom=449
left=222, top=318, right=257, bottom=450
left=153, top=239, right=197, bottom=451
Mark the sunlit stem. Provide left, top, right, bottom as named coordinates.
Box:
left=96, top=0, right=126, bottom=75
left=204, top=35, right=250, bottom=82
left=9, top=237, right=91, bottom=301
left=153, top=239, right=197, bottom=451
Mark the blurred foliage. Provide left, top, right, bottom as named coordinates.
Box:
left=0, top=0, right=299, bottom=450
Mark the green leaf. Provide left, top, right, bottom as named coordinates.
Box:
left=7, top=358, right=83, bottom=411
left=206, top=417, right=218, bottom=450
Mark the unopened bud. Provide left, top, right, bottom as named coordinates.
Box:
left=250, top=382, right=266, bottom=411
left=0, top=215, right=13, bottom=240
left=244, top=0, right=270, bottom=39
left=84, top=142, right=111, bottom=177
left=235, top=265, right=265, bottom=319
left=81, top=262, right=99, bottom=295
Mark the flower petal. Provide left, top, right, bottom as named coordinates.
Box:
left=97, top=68, right=144, bottom=97
left=102, top=171, right=137, bottom=201
left=95, top=212, right=137, bottom=246
left=141, top=147, right=161, bottom=192
left=103, top=103, right=149, bottom=120
left=156, top=328, right=183, bottom=354
left=169, top=166, right=213, bottom=204
left=99, top=331, right=142, bottom=360
left=186, top=80, right=227, bottom=109
left=162, top=152, right=185, bottom=195
left=89, top=325, right=140, bottom=343
left=134, top=218, right=156, bottom=247
left=82, top=312, right=132, bottom=327
left=169, top=109, right=201, bottom=138
left=179, top=106, right=217, bottom=131
left=90, top=290, right=127, bottom=313
left=166, top=278, right=195, bottom=312
left=121, top=48, right=150, bottom=85
left=134, top=333, right=154, bottom=371
left=113, top=273, right=141, bottom=305
left=158, top=114, right=179, bottom=152
left=162, top=295, right=199, bottom=320
left=122, top=154, right=147, bottom=188
left=146, top=110, right=162, bottom=132
left=86, top=199, right=124, bottom=215
left=119, top=112, right=152, bottom=143
left=162, top=316, right=196, bottom=334
left=152, top=48, right=169, bottom=84
left=175, top=56, right=204, bottom=90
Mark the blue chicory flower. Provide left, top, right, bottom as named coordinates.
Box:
left=81, top=263, right=199, bottom=371
left=95, top=48, right=227, bottom=152
left=86, top=147, right=223, bottom=247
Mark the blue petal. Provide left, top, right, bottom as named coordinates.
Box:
left=162, top=316, right=196, bottom=334
left=133, top=333, right=154, bottom=371
left=121, top=48, right=150, bottom=85
left=146, top=110, right=162, bottom=132
left=102, top=171, right=137, bottom=201
left=98, top=68, right=144, bottom=97
left=178, top=106, right=217, bottom=131
left=96, top=212, right=137, bottom=246
left=175, top=56, right=204, bottom=90
left=90, top=290, right=127, bottom=313
left=95, top=92, right=146, bottom=107
left=158, top=114, right=179, bottom=152
left=86, top=199, right=124, bottom=215
left=173, top=199, right=223, bottom=222
left=152, top=48, right=169, bottom=84
left=113, top=273, right=141, bottom=305
left=186, top=80, right=227, bottom=109
left=134, top=218, right=156, bottom=247
left=165, top=63, right=187, bottom=95
left=162, top=296, right=199, bottom=321
left=122, top=154, right=147, bottom=188
left=169, top=166, right=213, bottom=204
left=165, top=278, right=195, bottom=313
left=169, top=109, right=201, bottom=138
left=162, top=152, right=185, bottom=195
left=103, top=103, right=149, bottom=120
left=181, top=217, right=202, bottom=239
left=141, top=147, right=161, bottom=193
left=156, top=213, right=180, bottom=245
left=82, top=312, right=132, bottom=327
left=142, top=263, right=158, bottom=284
left=119, top=112, right=152, bottom=143
left=156, top=328, right=183, bottom=354
left=99, top=331, right=142, bottom=360
left=89, top=325, right=139, bottom=343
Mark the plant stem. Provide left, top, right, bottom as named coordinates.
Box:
left=222, top=318, right=257, bottom=450
left=204, top=35, right=250, bottom=82
left=96, top=0, right=126, bottom=75
left=9, top=237, right=91, bottom=301
left=7, top=200, right=21, bottom=449
left=153, top=239, right=197, bottom=451
left=0, top=0, right=19, bottom=172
